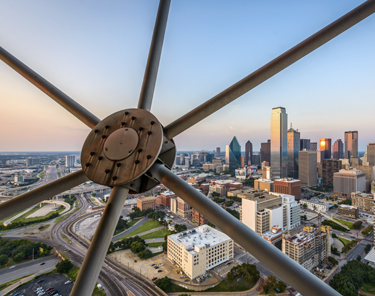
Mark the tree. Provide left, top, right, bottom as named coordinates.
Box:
left=365, top=244, right=372, bottom=254
left=275, top=281, right=287, bottom=292
left=353, top=220, right=362, bottom=230
left=56, top=259, right=73, bottom=273
left=262, top=284, right=270, bottom=294
left=91, top=192, right=96, bottom=197
left=303, top=203, right=307, bottom=208
left=130, top=241, right=145, bottom=254
left=138, top=249, right=152, bottom=259
left=211, top=192, right=221, bottom=197
left=148, top=212, right=154, bottom=218
left=356, top=255, right=362, bottom=261
left=114, top=216, right=127, bottom=233
left=174, top=224, right=187, bottom=233
left=155, top=277, right=171, bottom=292
left=0, top=254, right=8, bottom=266
left=13, top=253, right=25, bottom=262
left=328, top=256, right=339, bottom=266
left=266, top=275, right=277, bottom=287
left=226, top=208, right=240, bottom=219
left=227, top=272, right=234, bottom=281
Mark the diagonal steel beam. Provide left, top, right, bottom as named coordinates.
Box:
left=70, top=186, right=129, bottom=296
left=137, top=0, right=171, bottom=111
left=148, top=163, right=341, bottom=296
left=163, top=0, right=375, bottom=140
left=0, top=46, right=100, bottom=129
left=0, top=170, right=88, bottom=221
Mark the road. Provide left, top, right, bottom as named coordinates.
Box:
left=0, top=256, right=59, bottom=285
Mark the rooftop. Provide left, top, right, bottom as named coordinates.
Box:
left=161, top=190, right=175, bottom=196
left=168, top=225, right=231, bottom=254
left=138, top=196, right=156, bottom=202
left=274, top=178, right=301, bottom=183
left=286, top=230, right=318, bottom=245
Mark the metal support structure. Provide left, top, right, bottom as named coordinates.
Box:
left=70, top=186, right=129, bottom=296
left=148, top=163, right=341, bottom=296
left=0, top=46, right=100, bottom=129
left=138, top=0, right=171, bottom=111
left=0, top=170, right=88, bottom=221
left=163, top=0, right=375, bottom=139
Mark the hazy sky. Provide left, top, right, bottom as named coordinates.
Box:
left=0, top=1, right=374, bottom=152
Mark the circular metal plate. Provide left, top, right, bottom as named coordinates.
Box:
left=81, top=108, right=163, bottom=187
left=103, top=128, right=139, bottom=161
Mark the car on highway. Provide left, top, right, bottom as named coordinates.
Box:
left=9, top=266, right=15, bottom=269
left=40, top=262, right=45, bottom=265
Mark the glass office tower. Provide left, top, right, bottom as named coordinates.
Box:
left=271, top=107, right=288, bottom=179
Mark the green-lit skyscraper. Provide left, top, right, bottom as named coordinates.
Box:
left=226, top=136, right=241, bottom=171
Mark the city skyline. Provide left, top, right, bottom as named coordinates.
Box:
left=0, top=1, right=374, bottom=152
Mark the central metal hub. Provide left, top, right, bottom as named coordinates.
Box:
left=81, top=108, right=165, bottom=189
left=103, top=128, right=139, bottom=161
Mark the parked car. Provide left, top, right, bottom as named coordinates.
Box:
left=154, top=266, right=159, bottom=269
left=158, top=263, right=163, bottom=266
left=151, top=263, right=156, bottom=266
left=65, top=280, right=72, bottom=284
left=152, top=277, right=158, bottom=281
left=158, top=270, right=162, bottom=273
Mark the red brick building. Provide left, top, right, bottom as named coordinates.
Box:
left=192, top=208, right=208, bottom=225
left=160, top=191, right=176, bottom=207
left=274, top=178, right=301, bottom=200
left=229, top=182, right=243, bottom=190
left=137, top=196, right=156, bottom=211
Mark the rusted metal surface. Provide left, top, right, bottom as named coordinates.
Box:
left=81, top=108, right=163, bottom=188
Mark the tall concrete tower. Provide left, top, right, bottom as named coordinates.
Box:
left=345, top=131, right=358, bottom=160
left=287, top=124, right=300, bottom=179
left=271, top=107, right=288, bottom=179
left=245, top=141, right=253, bottom=166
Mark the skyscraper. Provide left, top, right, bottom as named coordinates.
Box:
left=367, top=143, right=375, bottom=166
left=271, top=107, right=288, bottom=179
left=216, top=147, right=221, bottom=157
left=226, top=136, right=241, bottom=171
left=310, top=142, right=318, bottom=151
left=320, top=138, right=332, bottom=160
left=65, top=155, right=76, bottom=168
left=299, top=150, right=317, bottom=186
left=332, top=139, right=344, bottom=160
left=261, top=140, right=271, bottom=164
left=287, top=125, right=300, bottom=179
left=245, top=141, right=253, bottom=166
left=345, top=131, right=358, bottom=160
left=300, top=139, right=310, bottom=151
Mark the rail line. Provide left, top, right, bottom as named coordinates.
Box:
left=61, top=194, right=166, bottom=296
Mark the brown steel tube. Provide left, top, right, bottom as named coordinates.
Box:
left=163, top=0, right=375, bottom=139
left=0, top=46, right=100, bottom=129
left=0, top=170, right=88, bottom=221
left=149, top=163, right=342, bottom=296
left=138, top=0, right=171, bottom=111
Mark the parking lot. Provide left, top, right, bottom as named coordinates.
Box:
left=9, top=274, right=72, bottom=296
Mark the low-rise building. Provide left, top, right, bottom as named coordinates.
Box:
left=282, top=226, right=331, bottom=271
left=254, top=178, right=274, bottom=192
left=167, top=225, right=234, bottom=280
left=338, top=204, right=359, bottom=218
left=137, top=196, right=156, bottom=211
left=300, top=198, right=333, bottom=212
left=351, top=192, right=375, bottom=211
left=192, top=208, right=208, bottom=225
left=209, top=185, right=226, bottom=197
left=170, top=197, right=177, bottom=214
left=160, top=191, right=176, bottom=208
left=229, top=182, right=243, bottom=190
left=261, top=225, right=283, bottom=244
left=202, top=163, right=216, bottom=171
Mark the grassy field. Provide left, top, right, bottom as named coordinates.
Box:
left=333, top=218, right=364, bottom=230
left=338, top=236, right=350, bottom=246
left=168, top=283, right=194, bottom=293
left=146, top=242, right=163, bottom=248
left=12, top=206, right=43, bottom=223
left=140, top=228, right=172, bottom=239
left=361, top=282, right=375, bottom=295
left=57, top=168, right=62, bottom=178
left=127, top=219, right=140, bottom=228
left=123, top=219, right=161, bottom=238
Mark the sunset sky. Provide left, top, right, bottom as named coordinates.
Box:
left=0, top=1, right=374, bottom=152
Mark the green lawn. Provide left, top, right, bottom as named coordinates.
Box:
left=168, top=283, right=194, bottom=293
left=146, top=242, right=164, bottom=248
left=338, top=236, right=350, bottom=246
left=140, top=228, right=172, bottom=239
left=123, top=219, right=161, bottom=238
left=361, top=282, right=375, bottom=295
left=12, top=206, right=43, bottom=223
left=127, top=219, right=139, bottom=228
left=333, top=218, right=364, bottom=230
